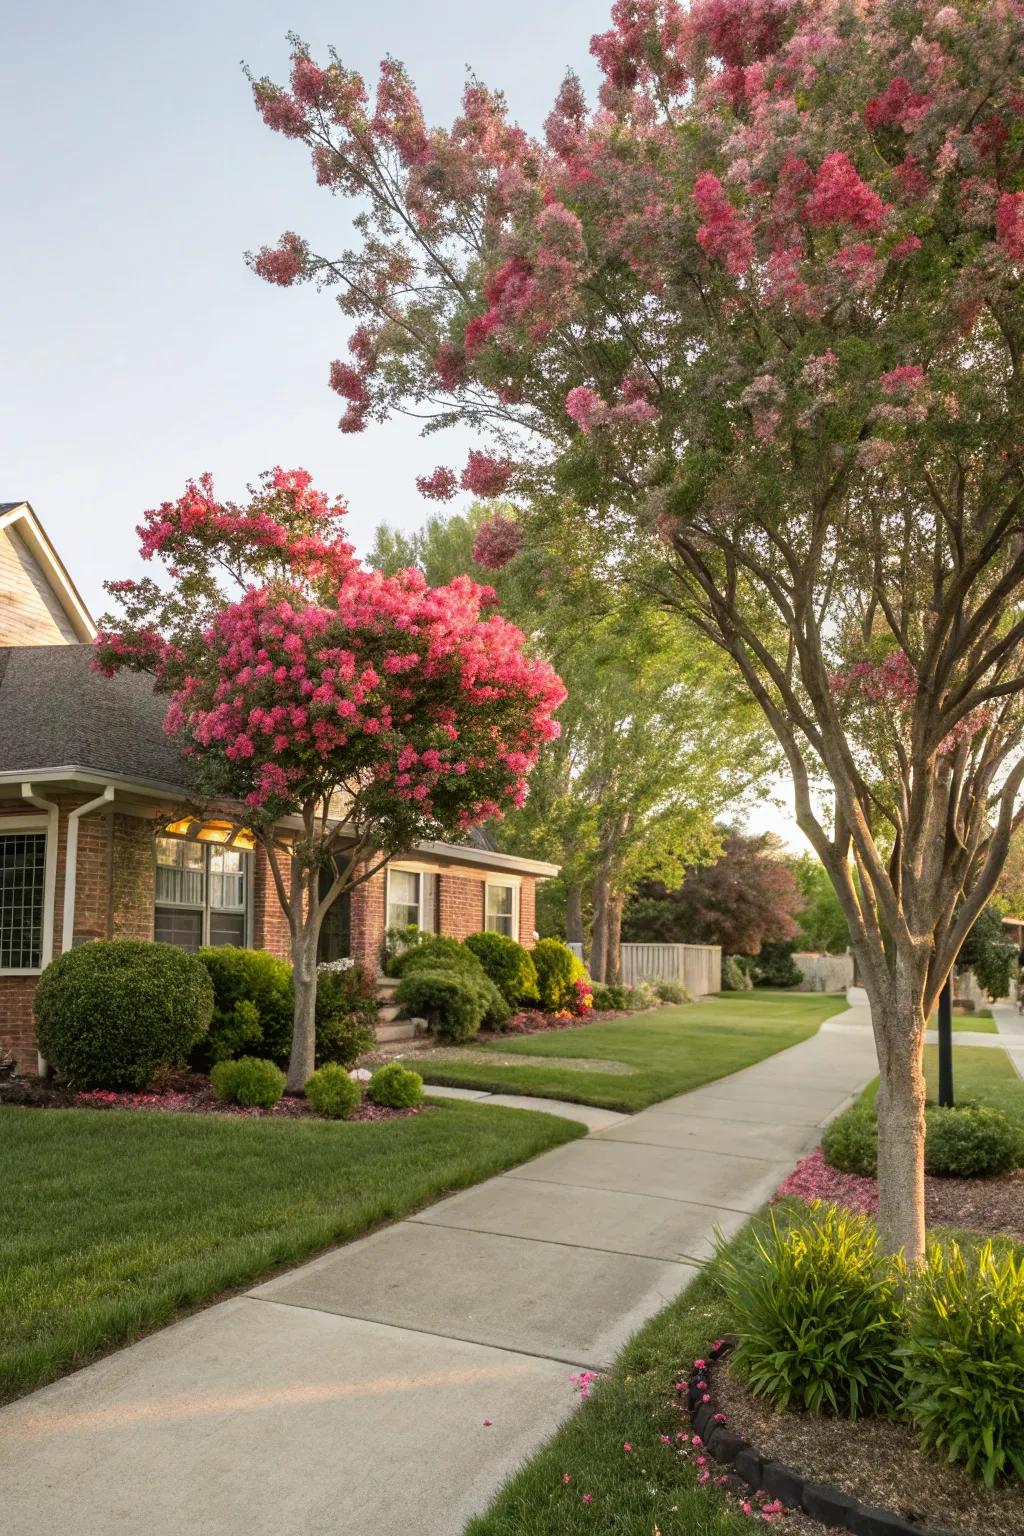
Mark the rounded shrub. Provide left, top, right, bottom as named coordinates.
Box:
left=315, top=963, right=378, bottom=1067
left=753, top=939, right=803, bottom=988
left=590, top=981, right=629, bottom=1011
left=925, top=1103, right=1020, bottom=1178
left=902, top=1239, right=1024, bottom=1485
left=717, top=1202, right=906, bottom=1419
left=531, top=938, right=586, bottom=1012
left=464, top=931, right=539, bottom=1006
left=469, top=973, right=513, bottom=1030
left=368, top=1062, right=424, bottom=1109
left=210, top=1055, right=285, bottom=1108
left=395, top=967, right=484, bottom=1043
left=655, top=979, right=690, bottom=1004
left=822, top=1104, right=878, bottom=1176
left=304, top=1062, right=362, bottom=1119
left=34, top=939, right=213, bottom=1090
left=387, top=935, right=484, bottom=979
left=196, top=946, right=293, bottom=1068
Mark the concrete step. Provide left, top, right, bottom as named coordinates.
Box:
left=374, top=1017, right=428, bottom=1045
left=377, top=1004, right=403, bottom=1024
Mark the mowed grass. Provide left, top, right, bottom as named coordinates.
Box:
left=0, top=1098, right=582, bottom=1402
left=420, top=992, right=848, bottom=1112
left=953, top=1008, right=997, bottom=1033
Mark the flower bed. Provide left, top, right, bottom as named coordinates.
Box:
left=0, top=1070, right=429, bottom=1122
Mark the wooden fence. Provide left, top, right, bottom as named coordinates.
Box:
left=567, top=942, right=721, bottom=996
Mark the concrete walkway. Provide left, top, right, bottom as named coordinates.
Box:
left=0, top=1009, right=879, bottom=1536
left=991, top=1001, right=1024, bottom=1077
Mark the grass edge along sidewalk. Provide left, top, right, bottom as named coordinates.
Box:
left=419, top=992, right=848, bottom=1112
left=0, top=1096, right=582, bottom=1404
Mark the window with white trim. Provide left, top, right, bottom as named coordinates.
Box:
left=154, top=839, right=249, bottom=952
left=485, top=881, right=518, bottom=940
left=0, top=832, right=47, bottom=970
left=386, top=867, right=438, bottom=935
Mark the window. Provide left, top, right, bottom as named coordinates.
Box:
left=154, top=838, right=249, bottom=952
left=317, top=866, right=351, bottom=964
left=485, top=881, right=518, bottom=939
left=0, top=832, right=46, bottom=970
left=386, top=868, right=438, bottom=935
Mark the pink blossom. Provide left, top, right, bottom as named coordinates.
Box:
left=805, top=152, right=889, bottom=232
left=694, top=172, right=755, bottom=274
left=416, top=467, right=459, bottom=502
left=996, top=192, right=1024, bottom=261
left=565, top=385, right=608, bottom=432
left=879, top=364, right=925, bottom=396
left=461, top=451, right=514, bottom=498
left=253, top=232, right=307, bottom=287
left=472, top=514, right=523, bottom=570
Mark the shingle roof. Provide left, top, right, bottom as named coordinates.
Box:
left=0, top=645, right=194, bottom=788
left=0, top=502, right=28, bottom=515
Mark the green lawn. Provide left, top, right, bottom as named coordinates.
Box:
left=467, top=1205, right=1023, bottom=1536
left=860, top=1041, right=1024, bottom=1132
left=0, top=1098, right=582, bottom=1402
left=420, top=992, right=847, bottom=1112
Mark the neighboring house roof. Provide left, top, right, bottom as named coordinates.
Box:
left=0, top=503, right=95, bottom=643
left=0, top=644, right=560, bottom=877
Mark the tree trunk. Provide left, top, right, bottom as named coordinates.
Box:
left=856, top=947, right=928, bottom=1261
left=287, top=923, right=320, bottom=1092
left=590, top=873, right=610, bottom=982
left=606, top=891, right=624, bottom=984
left=566, top=884, right=584, bottom=946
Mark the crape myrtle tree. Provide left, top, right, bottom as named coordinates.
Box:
left=248, top=1, right=1024, bottom=1255
left=369, top=504, right=772, bottom=979
left=96, top=469, right=564, bottom=1088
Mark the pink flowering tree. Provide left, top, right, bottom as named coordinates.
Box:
left=97, top=470, right=564, bottom=1088
left=248, top=3, right=1024, bottom=1257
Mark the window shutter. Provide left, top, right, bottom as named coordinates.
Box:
left=422, top=872, right=439, bottom=934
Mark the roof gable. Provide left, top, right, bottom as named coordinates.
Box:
left=0, top=503, right=95, bottom=644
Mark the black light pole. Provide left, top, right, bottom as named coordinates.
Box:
left=937, top=971, right=955, bottom=1109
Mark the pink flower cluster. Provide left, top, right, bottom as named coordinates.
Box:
left=472, top=513, right=523, bottom=570
left=804, top=153, right=890, bottom=233
left=252, top=232, right=307, bottom=287
left=774, top=1147, right=878, bottom=1216
left=694, top=172, right=755, bottom=274
left=830, top=649, right=919, bottom=706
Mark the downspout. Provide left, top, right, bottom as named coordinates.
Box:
left=21, top=784, right=60, bottom=1075
left=63, top=786, right=116, bottom=954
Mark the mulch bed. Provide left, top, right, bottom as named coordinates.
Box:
left=713, top=1355, right=1024, bottom=1536
left=775, top=1146, right=1024, bottom=1242
left=0, top=1071, right=430, bottom=1123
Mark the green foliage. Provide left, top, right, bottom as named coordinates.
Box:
left=464, top=931, right=540, bottom=1006
left=380, top=922, right=424, bottom=972
left=960, top=907, right=1018, bottom=1003
left=925, top=1104, right=1020, bottom=1178
left=902, top=1241, right=1024, bottom=1485
left=590, top=981, right=629, bottom=1010
left=753, top=940, right=803, bottom=989
left=395, top=967, right=484, bottom=1042
left=531, top=937, right=586, bottom=1012
left=210, top=1055, right=285, bottom=1109
left=624, top=980, right=659, bottom=1010
left=717, top=1203, right=905, bottom=1419
left=304, top=1062, right=361, bottom=1119
left=386, top=935, right=484, bottom=980
left=314, top=963, right=378, bottom=1067
left=196, top=946, right=293, bottom=1068
left=368, top=1062, right=424, bottom=1109
left=822, top=1105, right=878, bottom=1177
left=792, top=854, right=851, bottom=955
left=721, top=954, right=753, bottom=991
left=470, top=973, right=513, bottom=1030
left=34, top=939, right=213, bottom=1090
left=654, top=979, right=689, bottom=1004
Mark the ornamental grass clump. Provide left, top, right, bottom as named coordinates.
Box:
left=902, top=1240, right=1024, bottom=1486
left=717, top=1202, right=905, bottom=1419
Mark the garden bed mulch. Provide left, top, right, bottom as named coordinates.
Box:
left=713, top=1355, right=1023, bottom=1536
left=775, top=1146, right=1024, bottom=1242
left=0, top=1072, right=430, bottom=1123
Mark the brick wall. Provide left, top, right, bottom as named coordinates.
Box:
left=252, top=846, right=292, bottom=959
left=519, top=877, right=537, bottom=948
left=439, top=871, right=486, bottom=940
left=350, top=865, right=387, bottom=976
left=0, top=523, right=78, bottom=644
left=110, top=816, right=155, bottom=940
left=0, top=979, right=37, bottom=1073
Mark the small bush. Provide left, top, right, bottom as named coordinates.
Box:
left=532, top=938, right=586, bottom=1012
left=304, top=1062, right=361, bottom=1119
left=722, top=954, right=753, bottom=991
left=925, top=1104, right=1019, bottom=1178
left=196, top=946, right=293, bottom=1068
left=753, top=940, right=803, bottom=989
left=395, top=967, right=484, bottom=1043
left=315, top=963, right=378, bottom=1067
left=822, top=1105, right=878, bottom=1177
left=368, top=1062, right=424, bottom=1109
left=590, top=981, right=630, bottom=1010
left=470, top=973, right=513, bottom=1030
left=624, top=980, right=659, bottom=1011
left=35, top=939, right=213, bottom=1090
left=717, top=1202, right=905, bottom=1419
left=655, top=979, right=690, bottom=1004
left=464, top=931, right=539, bottom=1006
left=902, top=1240, right=1024, bottom=1485
left=210, top=1055, right=285, bottom=1109
left=386, top=936, right=484, bottom=980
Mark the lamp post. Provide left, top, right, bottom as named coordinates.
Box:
left=937, top=971, right=954, bottom=1109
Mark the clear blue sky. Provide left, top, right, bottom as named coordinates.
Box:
left=3, top=0, right=604, bottom=614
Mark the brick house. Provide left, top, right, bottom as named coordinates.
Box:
left=0, top=503, right=558, bottom=1073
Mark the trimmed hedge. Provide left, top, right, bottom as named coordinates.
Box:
left=464, top=931, right=539, bottom=1007
left=824, top=1099, right=1022, bottom=1179
left=531, top=938, right=586, bottom=1012
left=35, top=939, right=213, bottom=1090
left=385, top=935, right=485, bottom=980
left=196, top=946, right=293, bottom=1068
left=396, top=967, right=484, bottom=1042
left=315, top=965, right=378, bottom=1067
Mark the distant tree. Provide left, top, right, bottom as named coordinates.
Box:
left=624, top=831, right=803, bottom=957
left=959, top=907, right=1017, bottom=1003
left=792, top=854, right=851, bottom=955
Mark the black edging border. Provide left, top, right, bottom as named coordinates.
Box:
left=689, top=1338, right=955, bottom=1536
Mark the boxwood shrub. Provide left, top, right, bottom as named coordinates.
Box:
left=531, top=937, right=586, bottom=1012
left=34, top=939, right=213, bottom=1090
left=824, top=1099, right=1022, bottom=1179
left=368, top=1062, right=424, bottom=1108
left=195, top=946, right=293, bottom=1068
left=395, top=967, right=484, bottom=1042
left=315, top=964, right=378, bottom=1067
left=210, top=1055, right=285, bottom=1108
left=386, top=936, right=484, bottom=980
left=464, top=931, right=539, bottom=1006
left=304, top=1062, right=361, bottom=1119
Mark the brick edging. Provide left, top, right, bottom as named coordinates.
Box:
left=688, top=1338, right=955, bottom=1536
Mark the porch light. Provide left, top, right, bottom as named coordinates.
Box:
left=159, top=818, right=256, bottom=851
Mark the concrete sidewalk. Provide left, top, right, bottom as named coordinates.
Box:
left=0, top=1010, right=878, bottom=1536
left=991, top=1001, right=1024, bottom=1077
